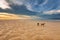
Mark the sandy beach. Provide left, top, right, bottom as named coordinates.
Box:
left=0, top=19, right=60, bottom=40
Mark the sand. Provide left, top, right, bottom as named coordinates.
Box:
left=0, top=19, right=60, bottom=40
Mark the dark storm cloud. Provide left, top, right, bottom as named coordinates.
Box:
left=0, top=0, right=60, bottom=20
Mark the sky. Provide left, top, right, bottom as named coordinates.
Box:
left=0, top=0, right=60, bottom=20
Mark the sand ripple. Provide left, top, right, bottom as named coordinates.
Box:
left=0, top=20, right=60, bottom=40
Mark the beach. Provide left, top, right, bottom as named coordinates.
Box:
left=0, top=19, right=60, bottom=40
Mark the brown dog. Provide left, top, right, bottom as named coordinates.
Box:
left=37, top=23, right=39, bottom=26
left=41, top=23, right=45, bottom=27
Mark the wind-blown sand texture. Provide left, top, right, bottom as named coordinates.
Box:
left=0, top=20, right=60, bottom=40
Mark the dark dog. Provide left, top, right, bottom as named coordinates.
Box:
left=37, top=23, right=39, bottom=26
left=41, top=23, right=45, bottom=27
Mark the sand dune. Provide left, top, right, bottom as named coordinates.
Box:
left=0, top=20, right=60, bottom=40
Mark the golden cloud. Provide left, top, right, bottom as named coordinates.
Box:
left=0, top=12, right=32, bottom=20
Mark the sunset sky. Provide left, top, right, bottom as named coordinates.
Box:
left=0, top=0, right=60, bottom=20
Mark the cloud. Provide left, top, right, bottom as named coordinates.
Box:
left=0, top=12, right=40, bottom=19
left=43, top=10, right=60, bottom=15
left=25, top=4, right=34, bottom=12
left=0, top=0, right=11, bottom=9
left=24, top=0, right=60, bottom=12
left=7, top=0, right=25, bottom=5
left=0, top=0, right=60, bottom=20
left=0, top=0, right=60, bottom=12
left=1, top=0, right=60, bottom=12
left=5, top=0, right=60, bottom=12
